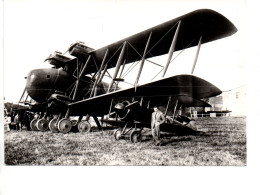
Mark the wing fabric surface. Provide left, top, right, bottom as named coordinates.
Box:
left=84, top=9, right=237, bottom=74
left=173, top=95, right=211, bottom=107
left=69, top=74, right=221, bottom=116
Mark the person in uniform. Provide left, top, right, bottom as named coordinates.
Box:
left=14, top=113, right=20, bottom=131
left=151, top=106, right=166, bottom=146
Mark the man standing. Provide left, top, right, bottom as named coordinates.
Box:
left=5, top=114, right=11, bottom=131
left=151, top=106, right=165, bottom=146
left=14, top=113, right=20, bottom=131
left=24, top=112, right=31, bottom=130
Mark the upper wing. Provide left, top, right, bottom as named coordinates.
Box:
left=68, top=74, right=221, bottom=116
left=82, top=9, right=237, bottom=74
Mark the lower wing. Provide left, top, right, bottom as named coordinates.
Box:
left=68, top=74, right=221, bottom=116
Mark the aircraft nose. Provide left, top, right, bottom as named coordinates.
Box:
left=27, top=70, right=37, bottom=86
left=25, top=69, right=55, bottom=103
left=25, top=68, right=75, bottom=103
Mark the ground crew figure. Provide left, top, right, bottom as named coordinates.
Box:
left=10, top=112, right=15, bottom=130
left=5, top=115, right=11, bottom=131
left=14, top=113, right=20, bottom=131
left=151, top=106, right=166, bottom=146
left=24, top=112, right=31, bottom=130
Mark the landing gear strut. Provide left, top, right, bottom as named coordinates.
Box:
left=113, top=122, right=143, bottom=143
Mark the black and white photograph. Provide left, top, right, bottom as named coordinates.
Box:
left=1, top=0, right=257, bottom=194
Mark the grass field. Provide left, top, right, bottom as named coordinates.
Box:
left=4, top=117, right=246, bottom=166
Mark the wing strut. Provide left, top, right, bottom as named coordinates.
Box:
left=134, top=32, right=153, bottom=89
left=96, top=64, right=108, bottom=87
left=107, top=41, right=127, bottom=93
left=162, top=21, right=181, bottom=77
left=191, top=36, right=202, bottom=74
left=108, top=98, right=114, bottom=116
left=66, top=55, right=92, bottom=120
left=24, top=94, right=29, bottom=103
left=18, top=87, right=26, bottom=103
left=79, top=55, right=92, bottom=78
left=90, top=49, right=109, bottom=97
left=113, top=59, right=126, bottom=91
left=72, top=55, right=92, bottom=100
left=172, top=99, right=179, bottom=120
left=119, top=59, right=126, bottom=79
left=164, top=96, right=172, bottom=116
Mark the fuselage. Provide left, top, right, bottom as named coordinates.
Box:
left=26, top=68, right=76, bottom=103
left=26, top=68, right=109, bottom=105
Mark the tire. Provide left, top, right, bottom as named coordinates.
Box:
left=130, top=131, right=142, bottom=143
left=36, top=118, right=49, bottom=131
left=57, top=118, right=72, bottom=133
left=30, top=119, right=38, bottom=131
left=77, top=120, right=91, bottom=133
left=114, top=129, right=122, bottom=140
left=48, top=118, right=59, bottom=133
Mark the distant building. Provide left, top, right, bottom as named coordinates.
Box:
left=208, top=85, right=246, bottom=117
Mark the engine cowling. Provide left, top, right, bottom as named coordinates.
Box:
left=47, top=93, right=72, bottom=112
left=114, top=100, right=154, bottom=123
left=26, top=68, right=75, bottom=103
left=114, top=101, right=131, bottom=120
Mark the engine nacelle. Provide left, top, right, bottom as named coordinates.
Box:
left=47, top=93, right=72, bottom=112
left=114, top=101, right=132, bottom=120
left=68, top=41, right=94, bottom=60
left=114, top=101, right=153, bottom=123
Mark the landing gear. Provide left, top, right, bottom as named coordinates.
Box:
left=48, top=118, right=59, bottom=133
left=130, top=130, right=142, bottom=143
left=113, top=122, right=143, bottom=143
left=58, top=118, right=72, bottom=133
left=114, top=129, right=122, bottom=140
left=77, top=120, right=91, bottom=133
left=30, top=119, right=38, bottom=131
left=28, top=112, right=94, bottom=134
left=36, top=118, right=49, bottom=131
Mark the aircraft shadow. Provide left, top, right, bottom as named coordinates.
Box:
left=141, top=130, right=209, bottom=145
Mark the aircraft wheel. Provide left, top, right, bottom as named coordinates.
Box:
left=130, top=131, right=142, bottom=143
left=114, top=129, right=122, bottom=140
left=58, top=118, right=72, bottom=133
left=78, top=121, right=91, bottom=133
left=30, top=119, right=38, bottom=131
left=48, top=118, right=59, bottom=133
left=36, top=119, right=49, bottom=131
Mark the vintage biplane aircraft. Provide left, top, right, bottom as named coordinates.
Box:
left=19, top=9, right=237, bottom=141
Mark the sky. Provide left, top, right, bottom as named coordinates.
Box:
left=3, top=0, right=246, bottom=103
